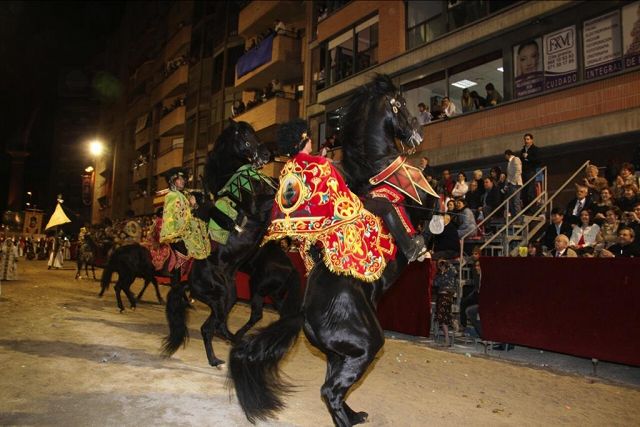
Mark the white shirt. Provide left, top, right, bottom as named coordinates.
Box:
left=506, top=155, right=523, bottom=186
left=451, top=181, right=468, bottom=198
left=569, top=224, right=601, bottom=247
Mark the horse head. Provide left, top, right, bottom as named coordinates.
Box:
left=205, top=119, right=270, bottom=195
left=341, top=74, right=422, bottom=194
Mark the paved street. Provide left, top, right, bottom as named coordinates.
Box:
left=1, top=260, right=639, bottom=426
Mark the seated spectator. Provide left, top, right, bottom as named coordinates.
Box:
left=527, top=241, right=543, bottom=257
left=465, top=179, right=482, bottom=217
left=274, top=19, right=286, bottom=35
left=599, top=227, right=640, bottom=257
left=568, top=209, right=602, bottom=256
left=622, top=201, right=640, bottom=237
left=564, top=184, right=594, bottom=225
left=431, top=214, right=460, bottom=260
left=420, top=156, right=435, bottom=180
left=539, top=207, right=572, bottom=252
left=600, top=207, right=622, bottom=249
left=440, top=96, right=457, bottom=118
left=479, top=177, right=502, bottom=220
left=612, top=162, right=638, bottom=198
left=616, top=184, right=639, bottom=213
left=592, top=187, right=615, bottom=225
left=472, top=169, right=485, bottom=195
left=470, top=91, right=488, bottom=110
left=446, top=199, right=455, bottom=213
left=548, top=234, right=577, bottom=257
left=582, top=164, right=608, bottom=198
left=436, top=169, right=454, bottom=197
left=460, top=88, right=473, bottom=113
left=271, top=79, right=283, bottom=96
left=451, top=172, right=468, bottom=198
left=417, top=102, right=432, bottom=126
left=433, top=259, right=458, bottom=345
left=485, top=83, right=503, bottom=106
left=489, top=166, right=502, bottom=183
left=453, top=198, right=476, bottom=238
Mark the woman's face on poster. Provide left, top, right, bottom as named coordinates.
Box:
left=518, top=43, right=539, bottom=75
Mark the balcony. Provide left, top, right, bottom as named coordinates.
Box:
left=153, top=65, right=188, bottom=103
left=132, top=163, right=149, bottom=183
left=234, top=96, right=298, bottom=132
left=164, top=25, right=191, bottom=62
left=235, top=34, right=302, bottom=91
left=135, top=128, right=152, bottom=150
left=156, top=147, right=184, bottom=175
left=238, top=1, right=305, bottom=40
left=159, top=105, right=186, bottom=136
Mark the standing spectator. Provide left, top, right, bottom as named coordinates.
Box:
left=519, top=133, right=540, bottom=210
left=320, top=133, right=336, bottom=158
left=460, top=88, right=473, bottom=113
left=417, top=102, right=432, bottom=125
left=479, top=177, right=501, bottom=219
left=485, top=83, right=503, bottom=106
left=451, top=172, right=468, bottom=198
left=539, top=207, right=572, bottom=252
left=420, top=156, right=435, bottom=180
left=0, top=239, right=19, bottom=280
left=470, top=91, right=487, bottom=110
left=564, top=184, right=594, bottom=225
left=599, top=227, right=640, bottom=257
left=274, top=19, right=286, bottom=35
left=503, top=149, right=523, bottom=217
left=47, top=233, right=64, bottom=269
left=548, top=234, right=578, bottom=257
left=433, top=259, right=458, bottom=346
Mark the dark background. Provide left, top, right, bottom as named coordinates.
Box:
left=0, top=1, right=125, bottom=215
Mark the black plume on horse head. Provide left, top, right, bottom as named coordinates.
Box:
left=341, top=74, right=419, bottom=195
left=204, top=119, right=269, bottom=195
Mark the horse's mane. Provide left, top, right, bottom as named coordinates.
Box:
left=341, top=74, right=399, bottom=195
left=205, top=121, right=253, bottom=195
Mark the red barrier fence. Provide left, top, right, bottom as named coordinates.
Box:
left=480, top=257, right=640, bottom=366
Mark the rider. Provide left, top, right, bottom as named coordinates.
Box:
left=264, top=119, right=427, bottom=267
left=159, top=167, right=211, bottom=285
left=118, top=210, right=141, bottom=246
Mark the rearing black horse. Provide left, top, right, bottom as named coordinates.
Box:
left=162, top=120, right=302, bottom=367
left=228, top=75, right=437, bottom=426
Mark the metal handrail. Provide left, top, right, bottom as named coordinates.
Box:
left=537, top=160, right=591, bottom=217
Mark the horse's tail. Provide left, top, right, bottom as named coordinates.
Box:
left=228, top=311, right=304, bottom=423
left=161, top=282, right=191, bottom=356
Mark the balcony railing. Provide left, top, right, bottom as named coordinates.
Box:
left=159, top=105, right=186, bottom=136
left=238, top=1, right=305, bottom=40
left=132, top=162, right=149, bottom=183
left=155, top=146, right=184, bottom=175
left=135, top=128, right=152, bottom=150
left=153, top=65, right=188, bottom=103
left=234, top=95, right=298, bottom=132
left=235, top=34, right=302, bottom=91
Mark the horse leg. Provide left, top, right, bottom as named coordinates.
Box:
left=136, top=280, right=151, bottom=302
left=91, top=263, right=96, bottom=280
left=114, top=279, right=126, bottom=313
left=85, top=261, right=90, bottom=279
left=234, top=292, right=264, bottom=339
left=75, top=261, right=81, bottom=279
left=199, top=309, right=225, bottom=367
left=151, top=277, right=164, bottom=304
left=122, top=276, right=138, bottom=310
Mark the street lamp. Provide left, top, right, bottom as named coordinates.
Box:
left=89, top=139, right=105, bottom=157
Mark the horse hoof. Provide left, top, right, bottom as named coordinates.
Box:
left=158, top=298, right=165, bottom=305
left=119, top=309, right=125, bottom=313
left=350, top=411, right=368, bottom=425
left=209, top=358, right=225, bottom=367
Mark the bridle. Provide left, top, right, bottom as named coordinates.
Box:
left=386, top=93, right=422, bottom=154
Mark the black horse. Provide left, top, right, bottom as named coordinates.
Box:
left=75, top=234, right=98, bottom=280
left=228, top=75, right=437, bottom=426
left=161, top=120, right=302, bottom=367
left=99, top=243, right=164, bottom=312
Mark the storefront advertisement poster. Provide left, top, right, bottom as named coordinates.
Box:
left=544, top=26, right=577, bottom=90
left=583, top=10, right=623, bottom=79
left=514, top=37, right=544, bottom=98
left=622, top=1, right=640, bottom=69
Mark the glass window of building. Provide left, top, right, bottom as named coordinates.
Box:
left=329, top=31, right=354, bottom=85
left=403, top=71, right=447, bottom=121
left=355, top=17, right=379, bottom=72
left=407, top=1, right=445, bottom=49
left=448, top=56, right=504, bottom=115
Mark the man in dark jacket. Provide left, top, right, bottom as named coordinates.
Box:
left=479, top=177, right=502, bottom=218
left=540, top=207, right=573, bottom=251
left=519, top=133, right=541, bottom=210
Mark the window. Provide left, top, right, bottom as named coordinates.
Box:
left=407, top=1, right=446, bottom=49
left=326, top=15, right=379, bottom=86
left=448, top=56, right=504, bottom=114
left=403, top=72, right=447, bottom=121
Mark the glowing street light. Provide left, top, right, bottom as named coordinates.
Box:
left=85, top=166, right=95, bottom=173
left=89, top=139, right=105, bottom=157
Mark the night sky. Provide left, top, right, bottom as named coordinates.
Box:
left=0, top=1, right=125, bottom=214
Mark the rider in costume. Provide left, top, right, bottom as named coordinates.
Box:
left=160, top=167, right=211, bottom=285
left=263, top=119, right=427, bottom=282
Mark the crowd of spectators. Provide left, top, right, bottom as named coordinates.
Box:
left=161, top=97, right=185, bottom=117
left=417, top=82, right=503, bottom=123
left=232, top=79, right=287, bottom=118
left=162, top=54, right=189, bottom=79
